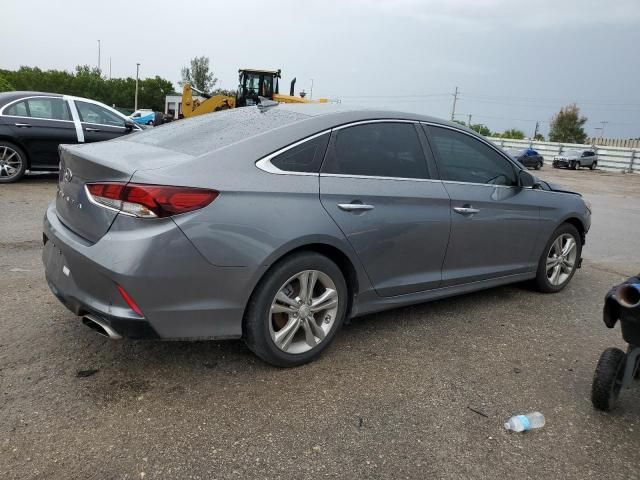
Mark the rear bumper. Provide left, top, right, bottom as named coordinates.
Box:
left=43, top=202, right=256, bottom=340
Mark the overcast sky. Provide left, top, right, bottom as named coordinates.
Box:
left=2, top=0, right=639, bottom=137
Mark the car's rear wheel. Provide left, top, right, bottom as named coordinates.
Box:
left=0, top=142, right=27, bottom=183
left=244, top=252, right=348, bottom=367
left=535, top=223, right=582, bottom=293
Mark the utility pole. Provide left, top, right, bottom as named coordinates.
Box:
left=109, top=57, right=112, bottom=80
left=450, top=86, right=459, bottom=121
left=310, top=79, right=314, bottom=100
left=467, top=114, right=472, bottom=128
left=599, top=121, right=608, bottom=139
left=533, top=121, right=539, bottom=140
left=97, top=40, right=101, bottom=74
left=134, top=63, right=140, bottom=111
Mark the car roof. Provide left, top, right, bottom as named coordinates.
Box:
left=0, top=91, right=63, bottom=106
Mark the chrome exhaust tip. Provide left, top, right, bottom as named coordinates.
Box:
left=617, top=283, right=640, bottom=309
left=82, top=314, right=123, bottom=340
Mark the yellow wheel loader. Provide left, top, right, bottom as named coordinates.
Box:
left=181, top=68, right=326, bottom=118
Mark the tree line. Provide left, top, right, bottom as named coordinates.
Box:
left=0, top=66, right=174, bottom=112
left=0, top=60, right=590, bottom=144
left=455, top=104, right=588, bottom=143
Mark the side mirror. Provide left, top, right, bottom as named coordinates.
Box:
left=518, top=169, right=541, bottom=188
left=124, top=119, right=135, bottom=132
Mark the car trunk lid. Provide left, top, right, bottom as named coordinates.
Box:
left=55, top=140, right=192, bottom=243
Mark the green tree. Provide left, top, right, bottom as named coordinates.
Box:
left=500, top=128, right=526, bottom=140
left=0, top=73, right=13, bottom=92
left=470, top=123, right=491, bottom=136
left=534, top=133, right=545, bottom=141
left=452, top=119, right=466, bottom=127
left=180, top=56, right=217, bottom=93
left=548, top=104, right=587, bottom=143
left=0, top=66, right=174, bottom=111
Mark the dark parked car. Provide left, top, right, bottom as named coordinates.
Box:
left=44, top=104, right=591, bottom=367
left=553, top=149, right=598, bottom=170
left=505, top=148, right=544, bottom=170
left=0, top=91, right=141, bottom=183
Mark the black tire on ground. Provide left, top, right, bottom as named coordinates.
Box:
left=590, top=161, right=597, bottom=170
left=591, top=347, right=627, bottom=411
left=0, top=141, right=28, bottom=183
left=535, top=161, right=542, bottom=170
left=534, top=223, right=582, bottom=293
left=243, top=251, right=348, bottom=367
left=570, top=161, right=578, bottom=170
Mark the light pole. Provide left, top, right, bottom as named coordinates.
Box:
left=310, top=78, right=314, bottom=100
left=97, top=40, right=101, bottom=73
left=134, top=63, right=140, bottom=111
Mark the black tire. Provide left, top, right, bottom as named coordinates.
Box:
left=570, top=161, right=578, bottom=170
left=0, top=141, right=28, bottom=183
left=244, top=252, right=348, bottom=367
left=590, top=161, right=597, bottom=170
left=591, top=348, right=626, bottom=411
left=535, top=161, right=542, bottom=170
left=534, top=223, right=582, bottom=293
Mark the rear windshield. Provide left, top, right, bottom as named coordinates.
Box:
left=127, top=107, right=310, bottom=156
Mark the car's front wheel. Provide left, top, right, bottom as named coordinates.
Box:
left=244, top=252, right=348, bottom=367
left=535, top=161, right=542, bottom=170
left=535, top=223, right=582, bottom=293
left=590, top=161, right=597, bottom=170
left=0, top=142, right=27, bottom=183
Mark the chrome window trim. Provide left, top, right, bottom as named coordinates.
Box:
left=320, top=172, right=442, bottom=183
left=332, top=118, right=418, bottom=130
left=441, top=179, right=518, bottom=189
left=0, top=95, right=74, bottom=122
left=255, top=130, right=331, bottom=176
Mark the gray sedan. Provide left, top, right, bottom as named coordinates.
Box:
left=43, top=104, right=591, bottom=367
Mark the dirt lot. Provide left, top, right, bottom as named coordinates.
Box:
left=1, top=168, right=639, bottom=479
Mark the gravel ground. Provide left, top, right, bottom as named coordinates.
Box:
left=0, top=168, right=639, bottom=479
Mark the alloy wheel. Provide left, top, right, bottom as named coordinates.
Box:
left=546, top=233, right=578, bottom=286
left=269, top=270, right=339, bottom=354
left=0, top=146, right=23, bottom=180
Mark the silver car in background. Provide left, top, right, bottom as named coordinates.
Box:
left=43, top=104, right=591, bottom=366
left=553, top=149, right=598, bottom=170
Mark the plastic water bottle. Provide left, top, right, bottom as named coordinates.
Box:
left=504, top=412, right=545, bottom=432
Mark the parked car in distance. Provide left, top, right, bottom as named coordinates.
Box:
left=43, top=104, right=591, bottom=367
left=130, top=109, right=156, bottom=125
left=553, top=149, right=598, bottom=170
left=0, top=91, right=141, bottom=183
left=505, top=147, right=544, bottom=170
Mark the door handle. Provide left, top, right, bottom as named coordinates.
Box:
left=338, top=203, right=375, bottom=212
left=14, top=123, right=31, bottom=128
left=453, top=206, right=480, bottom=215
left=85, top=127, right=101, bottom=132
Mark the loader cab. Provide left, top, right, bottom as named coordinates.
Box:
left=236, top=69, right=280, bottom=107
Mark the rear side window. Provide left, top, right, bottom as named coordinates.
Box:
left=322, top=122, right=428, bottom=179
left=5, top=100, right=29, bottom=117
left=270, top=134, right=329, bottom=173
left=427, top=126, right=517, bottom=186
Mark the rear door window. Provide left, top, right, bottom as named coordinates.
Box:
left=26, top=98, right=72, bottom=120
left=270, top=134, right=329, bottom=173
left=322, top=122, right=429, bottom=179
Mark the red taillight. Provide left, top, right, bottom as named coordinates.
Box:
left=86, top=182, right=218, bottom=218
left=116, top=284, right=144, bottom=317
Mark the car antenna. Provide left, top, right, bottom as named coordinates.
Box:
left=257, top=97, right=279, bottom=111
